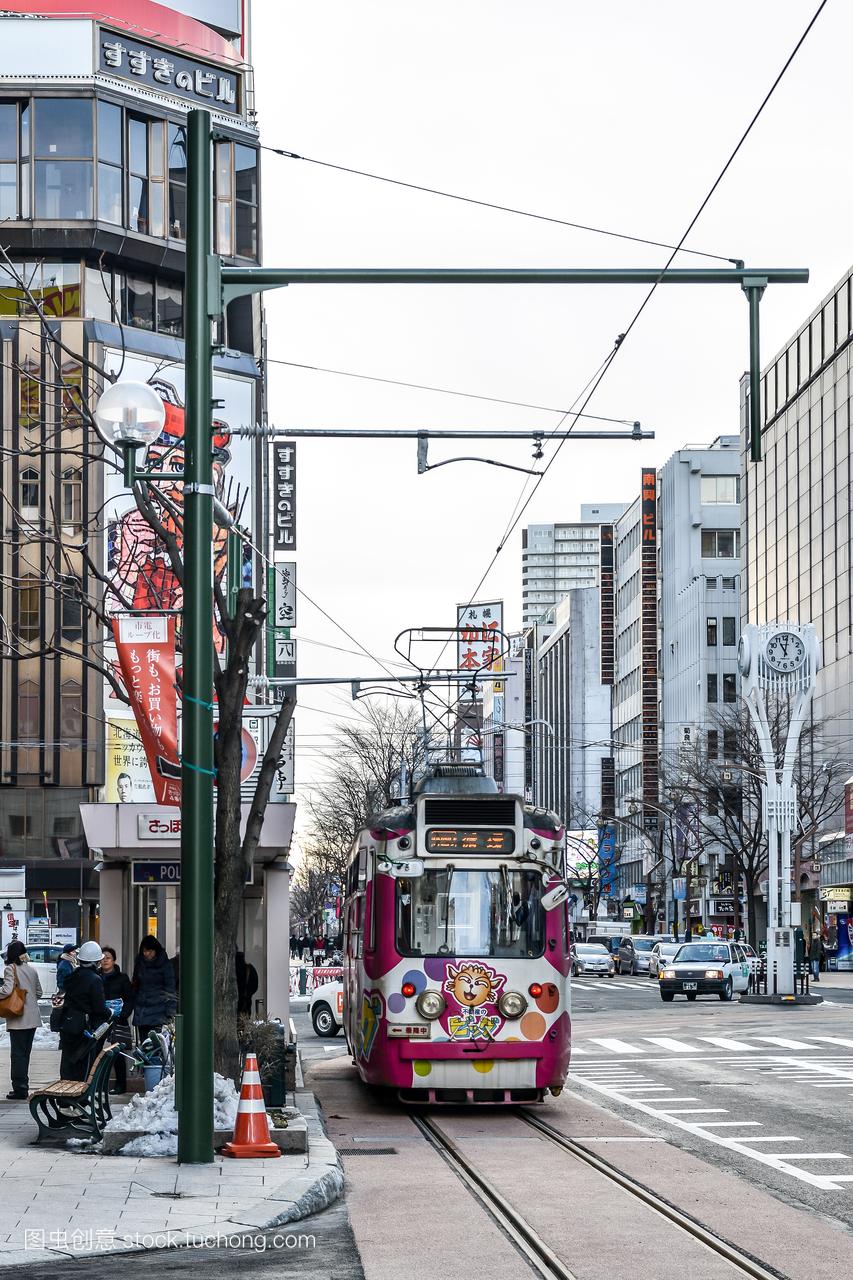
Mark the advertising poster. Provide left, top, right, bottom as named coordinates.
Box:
left=113, top=615, right=181, bottom=805
left=102, top=351, right=256, bottom=713
left=106, top=715, right=158, bottom=803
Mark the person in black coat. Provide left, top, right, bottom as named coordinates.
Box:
left=100, top=946, right=134, bottom=1094
left=131, top=934, right=177, bottom=1043
left=60, top=942, right=109, bottom=1082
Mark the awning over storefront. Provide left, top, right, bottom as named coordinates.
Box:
left=79, top=803, right=295, bottom=863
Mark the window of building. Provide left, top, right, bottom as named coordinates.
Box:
left=722, top=673, right=737, bottom=703
left=60, top=679, right=82, bottom=743
left=707, top=673, right=718, bottom=703
left=234, top=143, right=258, bottom=259
left=33, top=98, right=93, bottom=219
left=706, top=617, right=718, bottom=646
left=705, top=576, right=717, bottom=591
left=156, top=279, right=183, bottom=335
left=97, top=99, right=122, bottom=224
left=722, top=616, right=736, bottom=646
left=84, top=264, right=115, bottom=321
left=60, top=575, right=82, bottom=642
left=20, top=467, right=39, bottom=520
left=701, top=529, right=740, bottom=558
left=61, top=468, right=83, bottom=527
left=707, top=789, right=719, bottom=818
left=18, top=576, right=40, bottom=642
left=707, top=729, right=719, bottom=759
left=0, top=100, right=21, bottom=220
left=123, top=274, right=155, bottom=330
left=722, top=576, right=736, bottom=590
left=168, top=123, right=187, bottom=239
left=18, top=679, right=39, bottom=743
left=700, top=474, right=740, bottom=504
left=723, top=727, right=737, bottom=759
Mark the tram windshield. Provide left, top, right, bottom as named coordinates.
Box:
left=396, top=868, right=545, bottom=958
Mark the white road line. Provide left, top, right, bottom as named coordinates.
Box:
left=752, top=1036, right=813, bottom=1050
left=698, top=1036, right=753, bottom=1051
left=785, top=1153, right=850, bottom=1161
left=588, top=1038, right=644, bottom=1053
left=695, top=1121, right=762, bottom=1128
left=643, top=1036, right=700, bottom=1053
left=570, top=1077, right=849, bottom=1189
left=632, top=1096, right=699, bottom=1103
left=657, top=1108, right=729, bottom=1115
left=616, top=1086, right=671, bottom=1093
left=812, top=1036, right=853, bottom=1049
left=742, top=1137, right=802, bottom=1143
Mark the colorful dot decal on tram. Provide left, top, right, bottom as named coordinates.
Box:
left=358, top=993, right=383, bottom=1060
left=401, top=969, right=427, bottom=994
left=472, top=1059, right=494, bottom=1074
left=424, top=956, right=449, bottom=980
left=387, top=992, right=406, bottom=1013
left=519, top=1011, right=547, bottom=1041
left=534, top=982, right=560, bottom=1014
left=413, top=1060, right=432, bottom=1077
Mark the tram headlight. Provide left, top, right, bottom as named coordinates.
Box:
left=416, top=990, right=446, bottom=1020
left=498, top=991, right=527, bottom=1019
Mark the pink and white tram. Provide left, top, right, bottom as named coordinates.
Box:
left=341, top=767, right=572, bottom=1104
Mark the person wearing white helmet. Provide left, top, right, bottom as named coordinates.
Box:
left=58, top=940, right=109, bottom=1081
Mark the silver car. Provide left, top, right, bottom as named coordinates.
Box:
left=617, top=935, right=672, bottom=975
left=648, top=940, right=682, bottom=977
left=572, top=943, right=615, bottom=978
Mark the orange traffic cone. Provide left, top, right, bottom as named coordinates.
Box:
left=222, top=1053, right=281, bottom=1158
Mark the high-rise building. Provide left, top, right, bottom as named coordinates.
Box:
left=521, top=503, right=627, bottom=626
left=0, top=2, right=264, bottom=948
left=741, top=262, right=853, bottom=925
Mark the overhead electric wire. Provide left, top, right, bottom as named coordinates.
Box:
left=261, top=144, right=736, bottom=264
left=265, top=356, right=637, bottom=425
left=453, top=0, right=830, bottom=618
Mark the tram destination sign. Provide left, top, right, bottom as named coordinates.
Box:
left=425, top=828, right=515, bottom=853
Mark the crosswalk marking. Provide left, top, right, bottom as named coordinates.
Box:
left=588, top=1038, right=644, bottom=1053
left=786, top=1153, right=850, bottom=1160
left=697, top=1036, right=753, bottom=1051
left=811, top=1036, right=853, bottom=1049
left=752, top=1035, right=813, bottom=1050
left=657, top=1107, right=728, bottom=1115
left=644, top=1036, right=700, bottom=1053
left=697, top=1121, right=762, bottom=1128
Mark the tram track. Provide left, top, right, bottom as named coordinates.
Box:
left=411, top=1110, right=789, bottom=1280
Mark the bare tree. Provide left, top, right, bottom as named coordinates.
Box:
left=0, top=252, right=293, bottom=1080
left=667, top=702, right=847, bottom=943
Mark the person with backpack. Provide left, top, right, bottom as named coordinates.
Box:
left=1, top=941, right=43, bottom=1099
left=59, top=941, right=109, bottom=1082
left=131, top=935, right=177, bottom=1042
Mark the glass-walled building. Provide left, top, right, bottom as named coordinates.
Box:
left=0, top=2, right=264, bottom=938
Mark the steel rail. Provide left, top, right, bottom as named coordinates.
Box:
left=411, top=1113, right=577, bottom=1280
left=517, top=1110, right=788, bottom=1280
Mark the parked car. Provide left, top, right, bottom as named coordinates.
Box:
left=658, top=941, right=752, bottom=1002
left=18, top=944, right=64, bottom=998
left=616, top=935, right=671, bottom=975
left=587, top=934, right=621, bottom=958
left=571, top=943, right=615, bottom=978
left=310, top=979, right=344, bottom=1037
left=648, top=940, right=682, bottom=977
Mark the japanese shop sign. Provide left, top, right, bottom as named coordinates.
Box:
left=272, top=562, right=297, bottom=629
left=112, top=616, right=181, bottom=807
left=273, top=443, right=297, bottom=551
left=456, top=601, right=504, bottom=674
left=272, top=720, right=295, bottom=798
left=98, top=31, right=239, bottom=114
left=137, top=814, right=182, bottom=839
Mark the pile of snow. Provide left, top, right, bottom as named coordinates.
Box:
left=105, top=1072, right=240, bottom=1157
left=34, top=1025, right=59, bottom=1050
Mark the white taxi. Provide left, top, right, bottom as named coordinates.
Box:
left=658, top=940, right=752, bottom=1002
left=309, top=979, right=344, bottom=1037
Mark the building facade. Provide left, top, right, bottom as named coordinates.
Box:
left=521, top=502, right=627, bottom=626
left=0, top=3, right=276, bottom=964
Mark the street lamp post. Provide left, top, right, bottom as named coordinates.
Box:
left=738, top=622, right=820, bottom=996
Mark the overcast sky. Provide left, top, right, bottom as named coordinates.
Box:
left=251, top=1, right=848, bottom=849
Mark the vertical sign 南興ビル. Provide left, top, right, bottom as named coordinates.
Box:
left=273, top=443, right=297, bottom=552
left=457, top=601, right=503, bottom=678
left=112, top=615, right=181, bottom=806
left=599, top=524, right=615, bottom=685
left=640, top=470, right=658, bottom=823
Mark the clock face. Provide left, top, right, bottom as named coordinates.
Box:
left=764, top=630, right=806, bottom=673
left=737, top=634, right=750, bottom=676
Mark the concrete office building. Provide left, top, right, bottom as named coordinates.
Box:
left=522, top=503, right=627, bottom=626
left=535, top=588, right=611, bottom=829
left=0, top=2, right=294, bottom=1020
left=741, top=262, right=853, bottom=927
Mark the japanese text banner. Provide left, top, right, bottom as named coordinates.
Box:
left=112, top=616, right=181, bottom=807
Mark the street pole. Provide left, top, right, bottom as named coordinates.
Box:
left=178, top=107, right=215, bottom=1163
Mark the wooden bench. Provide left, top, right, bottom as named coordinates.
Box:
left=28, top=1046, right=119, bottom=1144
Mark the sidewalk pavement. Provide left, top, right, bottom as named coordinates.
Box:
left=0, top=1047, right=342, bottom=1266
left=809, top=969, right=853, bottom=989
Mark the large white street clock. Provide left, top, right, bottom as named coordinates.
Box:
left=763, top=630, right=807, bottom=673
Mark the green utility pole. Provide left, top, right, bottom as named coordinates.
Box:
left=178, top=107, right=215, bottom=1164
left=178, top=105, right=808, bottom=1161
